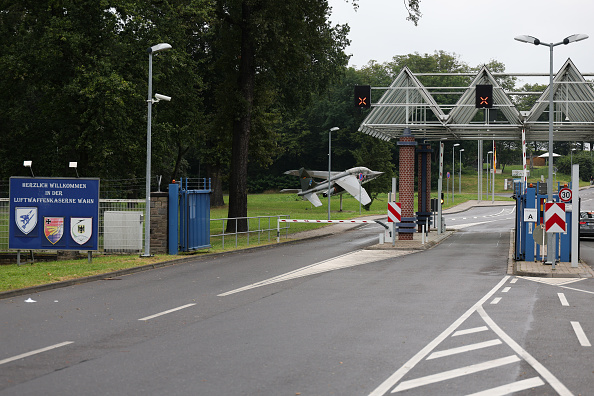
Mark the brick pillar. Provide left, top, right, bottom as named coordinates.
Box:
left=150, top=192, right=169, bottom=254
left=397, top=128, right=417, bottom=240
left=417, top=143, right=433, bottom=232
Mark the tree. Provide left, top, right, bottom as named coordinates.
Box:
left=211, top=0, right=350, bottom=232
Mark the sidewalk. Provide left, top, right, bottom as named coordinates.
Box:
left=515, top=259, right=594, bottom=278
left=443, top=199, right=513, bottom=214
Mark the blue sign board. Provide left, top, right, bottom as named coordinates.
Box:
left=9, top=177, right=99, bottom=251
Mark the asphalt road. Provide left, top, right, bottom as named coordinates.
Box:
left=1, top=203, right=593, bottom=395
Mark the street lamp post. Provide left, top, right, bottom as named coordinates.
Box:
left=571, top=147, right=576, bottom=168
left=143, top=43, right=172, bottom=257
left=452, top=143, right=460, bottom=202
left=328, top=127, right=339, bottom=220
left=459, top=148, right=464, bottom=194
left=515, top=33, right=588, bottom=266
left=487, top=151, right=493, bottom=199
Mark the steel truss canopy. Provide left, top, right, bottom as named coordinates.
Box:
left=358, top=59, right=594, bottom=142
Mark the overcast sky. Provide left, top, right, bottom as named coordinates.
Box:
left=328, top=0, right=594, bottom=86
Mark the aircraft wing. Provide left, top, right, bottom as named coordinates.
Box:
left=284, top=169, right=339, bottom=180
left=335, top=175, right=371, bottom=205
left=303, top=192, right=323, bottom=207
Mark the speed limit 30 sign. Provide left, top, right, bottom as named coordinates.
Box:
left=559, top=187, right=572, bottom=202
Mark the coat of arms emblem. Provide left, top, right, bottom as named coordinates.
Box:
left=70, top=217, right=92, bottom=245
left=15, top=207, right=38, bottom=235
left=44, top=217, right=64, bottom=245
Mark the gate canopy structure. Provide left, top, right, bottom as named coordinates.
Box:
left=358, top=59, right=594, bottom=142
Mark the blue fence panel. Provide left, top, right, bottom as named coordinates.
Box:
left=169, top=178, right=211, bottom=254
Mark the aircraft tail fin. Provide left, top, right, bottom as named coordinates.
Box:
left=299, top=168, right=316, bottom=192
left=303, top=192, right=323, bottom=207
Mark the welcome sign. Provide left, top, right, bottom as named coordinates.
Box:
left=9, top=177, right=99, bottom=251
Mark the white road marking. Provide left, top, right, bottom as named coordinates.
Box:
left=477, top=306, right=573, bottom=396
left=558, top=293, right=569, bottom=306
left=452, top=326, right=489, bottom=337
left=370, top=277, right=572, bottom=396
left=519, top=277, right=585, bottom=286
left=465, top=377, right=545, bottom=396
left=511, top=278, right=518, bottom=284
left=502, top=287, right=511, bottom=293
left=449, top=218, right=515, bottom=230
left=218, top=250, right=412, bottom=296
left=571, top=321, right=591, bottom=347
left=427, top=339, right=502, bottom=360
left=0, top=341, right=73, bottom=366
left=368, top=276, right=509, bottom=396
left=138, top=303, right=196, bottom=321
left=490, top=297, right=502, bottom=304
left=391, top=355, right=520, bottom=393
left=449, top=208, right=515, bottom=222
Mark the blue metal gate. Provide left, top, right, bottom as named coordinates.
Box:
left=168, top=178, right=211, bottom=254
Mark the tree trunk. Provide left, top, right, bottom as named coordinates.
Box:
left=226, top=1, right=254, bottom=233
left=208, top=163, right=225, bottom=207
left=170, top=143, right=189, bottom=184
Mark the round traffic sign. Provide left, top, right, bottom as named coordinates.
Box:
left=559, top=187, right=572, bottom=202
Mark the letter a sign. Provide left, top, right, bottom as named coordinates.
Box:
left=545, top=203, right=566, bottom=233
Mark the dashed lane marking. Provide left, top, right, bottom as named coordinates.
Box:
left=558, top=293, right=570, bottom=306
left=571, top=322, right=592, bottom=347
left=0, top=341, right=74, bottom=366
left=138, top=303, right=196, bottom=321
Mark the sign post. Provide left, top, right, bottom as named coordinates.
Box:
left=571, top=164, right=579, bottom=267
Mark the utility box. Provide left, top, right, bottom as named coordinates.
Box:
left=103, top=211, right=143, bottom=253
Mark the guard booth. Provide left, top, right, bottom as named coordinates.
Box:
left=514, top=182, right=574, bottom=262
left=168, top=178, right=211, bottom=254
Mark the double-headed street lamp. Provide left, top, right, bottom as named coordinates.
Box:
left=143, top=43, right=172, bottom=257
left=515, top=33, right=588, bottom=266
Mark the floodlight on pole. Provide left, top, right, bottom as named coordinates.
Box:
left=144, top=42, right=172, bottom=258
left=515, top=33, right=588, bottom=267
left=69, top=162, right=79, bottom=178
left=23, top=161, right=34, bottom=177
left=328, top=127, right=339, bottom=220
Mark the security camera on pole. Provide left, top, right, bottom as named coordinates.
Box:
left=143, top=43, right=172, bottom=257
